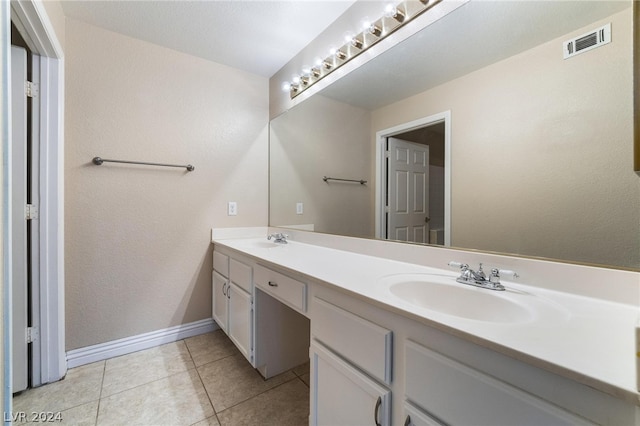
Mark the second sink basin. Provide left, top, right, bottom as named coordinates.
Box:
left=381, top=274, right=537, bottom=323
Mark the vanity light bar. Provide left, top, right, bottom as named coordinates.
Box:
left=286, top=0, right=442, bottom=98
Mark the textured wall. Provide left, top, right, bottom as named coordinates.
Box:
left=41, top=0, right=65, bottom=51
left=65, top=19, right=268, bottom=350
left=372, top=8, right=639, bottom=268
left=270, top=95, right=373, bottom=238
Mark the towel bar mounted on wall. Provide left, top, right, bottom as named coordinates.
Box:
left=323, top=176, right=367, bottom=185
left=92, top=157, right=195, bottom=172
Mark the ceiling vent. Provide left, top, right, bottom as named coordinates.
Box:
left=563, top=23, right=611, bottom=59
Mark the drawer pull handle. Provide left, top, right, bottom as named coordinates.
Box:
left=404, top=414, right=411, bottom=426
left=374, top=396, right=382, bottom=426
left=268, top=281, right=278, bottom=287
left=222, top=282, right=227, bottom=296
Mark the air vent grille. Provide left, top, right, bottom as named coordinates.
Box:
left=563, top=23, right=611, bottom=59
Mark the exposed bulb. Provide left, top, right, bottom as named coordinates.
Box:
left=368, top=23, right=382, bottom=37
left=384, top=4, right=405, bottom=22
left=281, top=82, right=291, bottom=92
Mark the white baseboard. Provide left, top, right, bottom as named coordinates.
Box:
left=66, top=318, right=218, bottom=369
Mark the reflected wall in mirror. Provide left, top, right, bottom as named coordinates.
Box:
left=269, top=0, right=640, bottom=270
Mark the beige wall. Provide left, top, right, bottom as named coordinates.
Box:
left=372, top=8, right=639, bottom=268
left=65, top=19, right=268, bottom=350
left=270, top=95, right=373, bottom=237
left=41, top=0, right=65, bottom=51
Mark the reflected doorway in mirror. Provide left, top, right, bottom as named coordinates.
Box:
left=376, top=111, right=451, bottom=247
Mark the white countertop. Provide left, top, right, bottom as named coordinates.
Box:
left=212, top=234, right=639, bottom=405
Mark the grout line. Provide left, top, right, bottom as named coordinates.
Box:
left=217, top=371, right=307, bottom=414
left=94, top=361, right=107, bottom=426
left=185, top=337, right=223, bottom=426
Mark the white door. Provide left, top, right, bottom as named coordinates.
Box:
left=212, top=270, right=228, bottom=331
left=310, top=341, right=391, bottom=426
left=11, top=46, right=29, bottom=392
left=387, top=137, right=430, bottom=243
left=227, top=283, right=252, bottom=363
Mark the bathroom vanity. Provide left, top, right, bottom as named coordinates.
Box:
left=211, top=227, right=639, bottom=426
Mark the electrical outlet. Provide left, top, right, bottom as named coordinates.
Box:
left=296, top=202, right=304, bottom=215
left=228, top=201, right=238, bottom=216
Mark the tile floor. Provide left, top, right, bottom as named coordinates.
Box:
left=12, top=330, right=310, bottom=425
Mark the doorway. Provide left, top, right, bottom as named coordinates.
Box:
left=375, top=111, right=451, bottom=246
left=10, top=26, right=34, bottom=393
left=6, top=0, right=66, bottom=401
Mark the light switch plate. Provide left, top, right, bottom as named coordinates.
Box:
left=296, top=202, right=304, bottom=215
left=228, top=201, right=237, bottom=216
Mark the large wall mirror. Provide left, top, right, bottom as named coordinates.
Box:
left=270, top=0, right=640, bottom=270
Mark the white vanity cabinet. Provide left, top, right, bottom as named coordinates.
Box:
left=403, top=340, right=594, bottom=426
left=310, top=297, right=393, bottom=426
left=403, top=402, right=444, bottom=426
left=311, top=341, right=391, bottom=426
left=212, top=249, right=254, bottom=364
left=211, top=236, right=639, bottom=426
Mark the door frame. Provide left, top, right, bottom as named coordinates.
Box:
left=5, top=0, right=65, bottom=400
left=375, top=111, right=451, bottom=246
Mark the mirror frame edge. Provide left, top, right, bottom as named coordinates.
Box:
left=635, top=0, right=639, bottom=173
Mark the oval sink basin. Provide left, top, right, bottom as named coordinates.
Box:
left=383, top=275, right=535, bottom=323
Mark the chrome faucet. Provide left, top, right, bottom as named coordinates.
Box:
left=448, top=262, right=518, bottom=291
left=267, top=233, right=289, bottom=244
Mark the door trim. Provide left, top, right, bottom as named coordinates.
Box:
left=375, top=111, right=451, bottom=246
left=8, top=0, right=66, bottom=393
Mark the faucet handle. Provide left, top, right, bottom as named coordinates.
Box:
left=489, top=268, right=519, bottom=283
left=498, top=269, right=519, bottom=279
left=448, top=261, right=469, bottom=270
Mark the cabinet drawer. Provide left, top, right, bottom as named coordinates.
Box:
left=254, top=265, right=307, bottom=312
left=230, top=258, right=252, bottom=293
left=405, top=340, right=593, bottom=426
left=213, top=250, right=229, bottom=278
left=312, top=297, right=392, bottom=385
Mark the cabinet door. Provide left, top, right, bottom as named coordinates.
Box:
left=403, top=402, right=444, bottom=426
left=310, top=341, right=390, bottom=426
left=405, top=340, right=593, bottom=426
left=228, top=283, right=253, bottom=364
left=212, top=270, right=228, bottom=331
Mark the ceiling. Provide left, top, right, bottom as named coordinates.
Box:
left=60, top=0, right=358, bottom=78
left=320, top=0, right=630, bottom=110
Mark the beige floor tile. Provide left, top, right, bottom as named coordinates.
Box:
left=298, top=373, right=310, bottom=387
left=97, top=369, right=214, bottom=426
left=13, top=400, right=99, bottom=425
left=198, top=353, right=295, bottom=412
left=13, top=361, right=104, bottom=414
left=216, top=379, right=309, bottom=426
left=102, top=341, right=195, bottom=397
left=291, top=361, right=309, bottom=378
left=190, top=415, right=221, bottom=426
left=185, top=330, right=238, bottom=367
